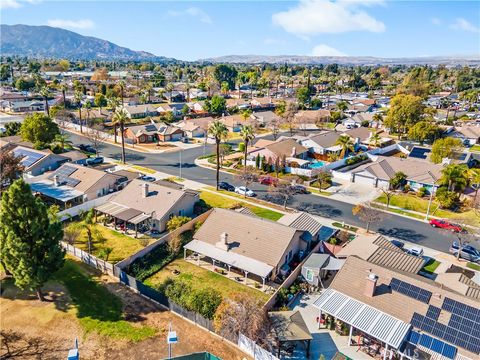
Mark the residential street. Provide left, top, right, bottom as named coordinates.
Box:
left=67, top=131, right=458, bottom=253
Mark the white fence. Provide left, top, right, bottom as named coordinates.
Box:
left=238, top=334, right=279, bottom=360
left=56, top=120, right=115, bottom=142
left=57, top=194, right=114, bottom=222
left=61, top=242, right=114, bottom=275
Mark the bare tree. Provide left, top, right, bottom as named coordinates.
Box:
left=268, top=183, right=296, bottom=210
left=85, top=125, right=107, bottom=156
left=234, top=166, right=258, bottom=197
left=63, top=225, right=81, bottom=246
left=380, top=187, right=396, bottom=209
left=167, top=234, right=182, bottom=255
left=282, top=102, right=298, bottom=136
left=352, top=202, right=388, bottom=233
left=269, top=117, right=281, bottom=141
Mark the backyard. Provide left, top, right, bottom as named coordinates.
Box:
left=0, top=259, right=248, bottom=360
left=144, top=258, right=270, bottom=303
left=375, top=193, right=480, bottom=226
left=65, top=221, right=152, bottom=264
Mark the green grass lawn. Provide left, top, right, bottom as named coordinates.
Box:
left=332, top=222, right=358, bottom=232
left=376, top=193, right=480, bottom=226
left=130, top=165, right=157, bottom=174
left=144, top=258, right=270, bottom=303
left=66, top=222, right=152, bottom=264
left=200, top=190, right=283, bottom=221
left=422, top=259, right=441, bottom=274
left=54, top=259, right=156, bottom=341
left=470, top=145, right=480, bottom=153
left=467, top=262, right=480, bottom=271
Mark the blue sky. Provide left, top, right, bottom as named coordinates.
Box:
left=2, top=0, right=479, bottom=60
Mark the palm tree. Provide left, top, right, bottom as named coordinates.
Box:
left=337, top=101, right=348, bottom=118
left=118, top=80, right=126, bottom=106
left=107, top=97, right=120, bottom=143
left=316, top=170, right=332, bottom=191
left=59, top=82, right=68, bottom=108
left=369, top=131, right=381, bottom=148
left=54, top=132, right=72, bottom=151
left=335, top=135, right=354, bottom=158
left=84, top=101, right=92, bottom=127
left=208, top=121, right=228, bottom=190
left=440, top=164, right=470, bottom=192
left=165, top=83, right=174, bottom=102
left=112, top=107, right=130, bottom=164
left=372, top=112, right=383, bottom=129
left=40, top=86, right=51, bottom=116
left=240, top=125, right=255, bottom=172
left=74, top=90, right=83, bottom=133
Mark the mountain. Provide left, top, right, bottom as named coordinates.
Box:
left=0, top=24, right=175, bottom=62
left=200, top=55, right=480, bottom=66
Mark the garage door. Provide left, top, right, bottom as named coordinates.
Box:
left=170, top=133, right=183, bottom=141
left=353, top=174, right=376, bottom=186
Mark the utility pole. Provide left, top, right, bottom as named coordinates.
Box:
left=179, top=149, right=182, bottom=179
left=425, top=171, right=438, bottom=221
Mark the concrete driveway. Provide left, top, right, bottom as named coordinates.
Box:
left=328, top=181, right=381, bottom=204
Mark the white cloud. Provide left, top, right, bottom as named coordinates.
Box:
left=272, top=0, right=385, bottom=36
left=166, top=7, right=212, bottom=24
left=47, top=19, right=95, bottom=30
left=311, top=44, right=347, bottom=56
left=0, top=0, right=22, bottom=9
left=450, top=18, right=479, bottom=33
left=431, top=17, right=442, bottom=26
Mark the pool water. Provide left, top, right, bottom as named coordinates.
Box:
left=308, top=160, right=325, bottom=169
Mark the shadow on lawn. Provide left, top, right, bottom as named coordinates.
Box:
left=0, top=330, right=68, bottom=359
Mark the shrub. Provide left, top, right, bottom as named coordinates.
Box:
left=403, top=184, right=411, bottom=193
left=435, top=187, right=458, bottom=209
left=345, top=154, right=368, bottom=166
left=166, top=216, right=192, bottom=232
left=416, top=187, right=427, bottom=198
left=238, top=142, right=245, bottom=152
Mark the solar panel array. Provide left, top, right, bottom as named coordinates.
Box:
left=49, top=165, right=80, bottom=187
left=13, top=148, right=45, bottom=167
left=389, top=278, right=432, bottom=303
left=425, top=305, right=441, bottom=321
left=54, top=165, right=77, bottom=178
left=406, top=330, right=456, bottom=360
left=408, top=147, right=431, bottom=159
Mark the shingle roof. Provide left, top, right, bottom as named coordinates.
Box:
left=306, top=131, right=341, bottom=148
left=193, top=208, right=301, bottom=268
left=265, top=138, right=308, bottom=157
left=435, top=273, right=480, bottom=300
left=277, top=211, right=323, bottom=237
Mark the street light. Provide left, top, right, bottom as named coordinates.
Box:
left=425, top=170, right=438, bottom=221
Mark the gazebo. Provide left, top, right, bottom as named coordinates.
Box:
left=268, top=310, right=313, bottom=358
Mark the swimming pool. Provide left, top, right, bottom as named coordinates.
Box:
left=308, top=160, right=325, bottom=169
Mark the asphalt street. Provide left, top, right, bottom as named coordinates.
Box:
left=68, top=131, right=458, bottom=253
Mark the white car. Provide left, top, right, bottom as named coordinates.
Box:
left=235, top=186, right=256, bottom=197
left=406, top=247, right=424, bottom=257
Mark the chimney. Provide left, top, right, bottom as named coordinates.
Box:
left=365, top=271, right=378, bottom=297
left=142, top=183, right=149, bottom=198
left=53, top=175, right=60, bottom=187
left=215, top=232, right=229, bottom=251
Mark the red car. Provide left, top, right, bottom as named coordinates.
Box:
left=259, top=176, right=278, bottom=186
left=429, top=219, right=462, bottom=232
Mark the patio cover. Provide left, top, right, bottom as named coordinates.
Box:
left=95, top=202, right=128, bottom=216
left=115, top=208, right=143, bottom=222
left=322, top=257, right=346, bottom=271
left=184, top=239, right=273, bottom=278
left=313, top=288, right=411, bottom=349
left=30, top=180, right=84, bottom=202
left=129, top=212, right=152, bottom=225
left=268, top=311, right=313, bottom=342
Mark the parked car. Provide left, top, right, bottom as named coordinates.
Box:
left=85, top=157, right=104, bottom=166
left=259, top=176, right=278, bottom=186
left=449, top=242, right=480, bottom=263
left=235, top=186, right=256, bottom=197
left=219, top=181, right=235, bottom=192
left=139, top=175, right=156, bottom=182
left=290, top=185, right=310, bottom=194
left=390, top=239, right=405, bottom=249
left=406, top=247, right=424, bottom=257
left=78, top=144, right=96, bottom=153
left=429, top=219, right=463, bottom=232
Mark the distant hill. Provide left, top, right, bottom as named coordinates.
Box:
left=200, top=54, right=480, bottom=66
left=0, top=24, right=175, bottom=62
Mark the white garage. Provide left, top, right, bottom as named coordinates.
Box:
left=352, top=172, right=377, bottom=186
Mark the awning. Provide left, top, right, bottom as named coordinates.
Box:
left=184, top=239, right=273, bottom=278
left=95, top=202, right=128, bottom=216
left=115, top=208, right=143, bottom=222
left=30, top=180, right=84, bottom=202
left=129, top=213, right=152, bottom=225
left=322, top=257, right=346, bottom=271
left=313, top=288, right=411, bottom=349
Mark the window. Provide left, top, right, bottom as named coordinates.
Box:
left=178, top=209, right=184, bottom=216
left=288, top=250, right=293, bottom=261
left=306, top=269, right=314, bottom=282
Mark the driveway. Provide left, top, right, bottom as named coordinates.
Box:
left=328, top=181, right=381, bottom=204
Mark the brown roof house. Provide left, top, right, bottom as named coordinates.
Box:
left=184, top=208, right=306, bottom=284
left=124, top=104, right=159, bottom=119
left=11, top=146, right=69, bottom=176
left=246, top=138, right=309, bottom=170
left=95, top=179, right=199, bottom=234
left=313, top=256, right=480, bottom=360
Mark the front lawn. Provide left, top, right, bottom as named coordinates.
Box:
left=65, top=222, right=152, bottom=264
left=199, top=190, right=283, bottom=221
left=376, top=193, right=480, bottom=226
left=144, top=258, right=270, bottom=303
left=466, top=262, right=480, bottom=271
left=422, top=259, right=441, bottom=274
left=470, top=145, right=480, bottom=152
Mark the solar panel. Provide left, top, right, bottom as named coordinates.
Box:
left=13, top=148, right=44, bottom=167
left=63, top=177, right=80, bottom=187
left=426, top=306, right=441, bottom=320
left=389, top=278, right=432, bottom=303
left=419, top=334, right=433, bottom=348
left=441, top=344, right=457, bottom=359
left=55, top=165, right=77, bottom=177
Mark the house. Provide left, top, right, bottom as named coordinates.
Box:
left=350, top=155, right=443, bottom=190
left=95, top=179, right=199, bottom=234
left=124, top=123, right=161, bottom=144
left=226, top=98, right=251, bottom=110
left=250, top=111, right=279, bottom=127
left=277, top=211, right=329, bottom=249
left=301, top=253, right=345, bottom=288
left=11, top=146, right=69, bottom=176
left=448, top=125, right=480, bottom=145
left=299, top=131, right=342, bottom=157
left=1, top=100, right=45, bottom=113
left=186, top=101, right=206, bottom=114
left=220, top=114, right=243, bottom=132
left=247, top=138, right=309, bottom=170
left=251, top=97, right=274, bottom=110
left=295, top=110, right=331, bottom=126
left=61, top=150, right=88, bottom=165
left=183, top=208, right=305, bottom=283
left=157, top=124, right=184, bottom=142
left=26, top=163, right=125, bottom=208
left=336, top=234, right=426, bottom=274
left=173, top=121, right=206, bottom=138
left=123, top=104, right=159, bottom=119
left=313, top=256, right=480, bottom=360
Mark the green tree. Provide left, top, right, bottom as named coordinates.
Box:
left=112, top=107, right=130, bottom=164
left=335, top=135, right=354, bottom=158
left=390, top=172, right=407, bottom=190
left=407, top=121, right=441, bottom=144
left=39, top=86, right=51, bottom=116
left=54, top=132, right=72, bottom=151
left=2, top=122, right=21, bottom=136
left=0, top=180, right=65, bottom=300
left=435, top=187, right=458, bottom=209
left=20, top=113, right=59, bottom=148
left=166, top=216, right=192, bottom=232
left=213, top=64, right=238, bottom=90
left=94, top=93, right=107, bottom=110
left=204, top=95, right=226, bottom=116
left=315, top=170, right=332, bottom=191
left=369, top=131, right=381, bottom=147
left=240, top=125, right=255, bottom=171
left=0, top=149, right=24, bottom=192
left=208, top=121, right=228, bottom=190
left=296, top=87, right=310, bottom=106
left=384, top=94, right=425, bottom=134
left=74, top=90, right=84, bottom=133
left=440, top=164, right=470, bottom=192
left=430, top=138, right=462, bottom=164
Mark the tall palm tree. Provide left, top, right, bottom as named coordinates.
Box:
left=74, top=90, right=83, bottom=133
left=84, top=101, right=92, bottom=127
left=335, top=135, right=354, bottom=158
left=369, top=131, right=381, bottom=148
left=240, top=125, right=255, bottom=172
left=40, top=86, right=51, bottom=116
left=118, top=80, right=126, bottom=106
left=165, top=83, right=174, bottom=102
left=440, top=164, right=470, bottom=192
left=208, top=121, right=228, bottom=190
left=107, top=97, right=120, bottom=143
left=54, top=132, right=72, bottom=151
left=112, top=107, right=130, bottom=164
left=59, top=82, right=68, bottom=108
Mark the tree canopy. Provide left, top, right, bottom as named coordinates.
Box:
left=213, top=64, right=238, bottom=90
left=384, top=94, right=425, bottom=134
left=430, top=137, right=462, bottom=164
left=19, top=113, right=59, bottom=148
